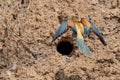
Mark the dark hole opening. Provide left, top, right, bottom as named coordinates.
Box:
left=57, top=41, right=73, bottom=55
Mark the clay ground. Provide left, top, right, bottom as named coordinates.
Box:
left=0, top=0, right=120, bottom=80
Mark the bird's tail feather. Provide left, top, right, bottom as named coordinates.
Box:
left=76, top=38, right=91, bottom=56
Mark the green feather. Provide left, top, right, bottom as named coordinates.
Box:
left=76, top=38, right=91, bottom=56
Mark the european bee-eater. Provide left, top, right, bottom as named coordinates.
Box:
left=52, top=18, right=107, bottom=56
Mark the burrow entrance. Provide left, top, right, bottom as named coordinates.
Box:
left=56, top=40, right=74, bottom=55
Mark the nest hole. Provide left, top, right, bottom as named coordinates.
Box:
left=56, top=41, right=73, bottom=55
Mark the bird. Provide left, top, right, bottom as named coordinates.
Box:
left=52, top=18, right=107, bottom=56
left=81, top=18, right=107, bottom=46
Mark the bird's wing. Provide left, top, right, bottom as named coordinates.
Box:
left=75, top=22, right=91, bottom=56
left=81, top=18, right=107, bottom=46
left=89, top=20, right=107, bottom=46
left=52, top=18, right=68, bottom=42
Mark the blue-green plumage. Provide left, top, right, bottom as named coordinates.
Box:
left=52, top=18, right=68, bottom=42
left=69, top=26, right=77, bottom=38
left=76, top=38, right=91, bottom=56
left=83, top=25, right=91, bottom=36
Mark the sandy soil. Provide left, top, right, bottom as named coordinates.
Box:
left=0, top=0, right=120, bottom=80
